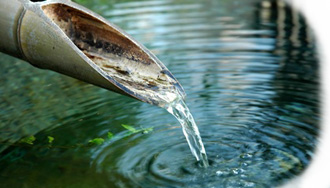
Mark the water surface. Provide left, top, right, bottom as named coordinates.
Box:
left=0, top=0, right=319, bottom=187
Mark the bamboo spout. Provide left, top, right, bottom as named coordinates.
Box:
left=0, top=0, right=185, bottom=107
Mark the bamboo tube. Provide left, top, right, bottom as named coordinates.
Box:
left=0, top=0, right=185, bottom=107
left=0, top=0, right=24, bottom=58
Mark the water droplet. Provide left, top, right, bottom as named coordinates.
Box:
left=244, top=182, right=256, bottom=187
left=241, top=153, right=253, bottom=159
left=216, top=170, right=223, bottom=176
left=232, top=168, right=239, bottom=174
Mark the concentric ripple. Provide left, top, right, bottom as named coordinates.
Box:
left=92, top=127, right=304, bottom=188
left=0, top=0, right=319, bottom=187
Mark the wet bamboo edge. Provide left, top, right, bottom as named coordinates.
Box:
left=0, top=0, right=185, bottom=107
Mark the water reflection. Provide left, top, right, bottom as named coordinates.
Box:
left=0, top=0, right=319, bottom=187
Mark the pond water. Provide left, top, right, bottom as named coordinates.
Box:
left=0, top=0, right=319, bottom=187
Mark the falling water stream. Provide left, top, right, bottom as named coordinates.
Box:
left=166, top=97, right=209, bottom=167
